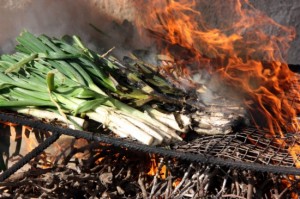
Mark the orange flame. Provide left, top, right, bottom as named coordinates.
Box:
left=147, top=155, right=167, bottom=179
left=281, top=176, right=300, bottom=199
left=0, top=121, right=18, bottom=127
left=134, top=0, right=300, bottom=162
left=133, top=0, right=300, bottom=166
left=173, top=178, right=182, bottom=187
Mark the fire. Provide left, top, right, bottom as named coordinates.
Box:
left=281, top=176, right=300, bottom=199
left=134, top=0, right=300, bottom=164
left=147, top=155, right=167, bottom=179
left=3, top=121, right=38, bottom=152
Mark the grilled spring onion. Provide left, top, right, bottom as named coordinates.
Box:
left=0, top=31, right=190, bottom=145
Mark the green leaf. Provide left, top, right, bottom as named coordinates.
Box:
left=74, top=88, right=102, bottom=99
left=38, top=35, right=64, bottom=53
left=5, top=53, right=38, bottom=74
left=74, top=98, right=108, bottom=115
left=17, top=31, right=52, bottom=53
left=0, top=100, right=54, bottom=107
left=38, top=52, right=83, bottom=60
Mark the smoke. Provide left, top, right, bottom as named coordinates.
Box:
left=1, top=0, right=84, bottom=52
left=0, top=0, right=151, bottom=57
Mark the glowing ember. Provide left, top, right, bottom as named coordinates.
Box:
left=147, top=156, right=157, bottom=176
left=281, top=177, right=300, bottom=199
left=134, top=0, right=300, bottom=165
left=147, top=155, right=167, bottom=179
left=0, top=121, right=18, bottom=127
left=173, top=178, right=182, bottom=187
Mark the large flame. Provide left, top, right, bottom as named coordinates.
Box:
left=134, top=0, right=300, bottom=164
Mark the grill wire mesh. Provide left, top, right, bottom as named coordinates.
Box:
left=173, top=73, right=300, bottom=169
left=173, top=128, right=299, bottom=168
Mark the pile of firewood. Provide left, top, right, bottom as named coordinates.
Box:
left=0, top=137, right=297, bottom=198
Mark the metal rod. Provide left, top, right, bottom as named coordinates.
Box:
left=0, top=132, right=60, bottom=182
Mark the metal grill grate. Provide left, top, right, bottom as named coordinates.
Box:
left=173, top=72, right=300, bottom=169
left=173, top=128, right=300, bottom=167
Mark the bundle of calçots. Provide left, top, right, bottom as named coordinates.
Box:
left=0, top=31, right=191, bottom=145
